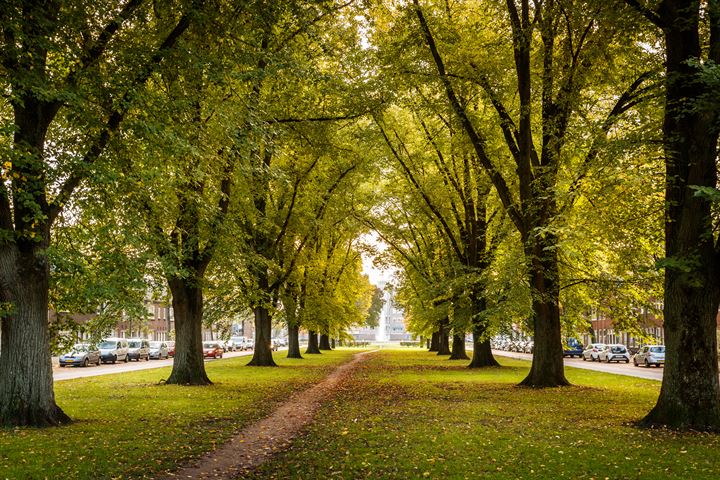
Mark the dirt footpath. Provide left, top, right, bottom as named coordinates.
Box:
left=161, top=350, right=376, bottom=479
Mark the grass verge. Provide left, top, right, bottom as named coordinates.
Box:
left=249, top=349, right=720, bottom=479
left=0, top=349, right=359, bottom=479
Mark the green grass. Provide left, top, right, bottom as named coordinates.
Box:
left=0, top=349, right=358, bottom=479
left=249, top=349, right=720, bottom=480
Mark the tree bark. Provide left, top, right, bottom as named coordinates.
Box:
left=0, top=96, right=68, bottom=426
left=429, top=331, right=440, bottom=352
left=165, top=278, right=211, bottom=385
left=247, top=305, right=277, bottom=366
left=519, top=233, right=569, bottom=387
left=437, top=319, right=451, bottom=355
left=305, top=330, right=321, bottom=354
left=0, top=248, right=70, bottom=427
left=319, top=333, right=332, bottom=350
left=286, top=323, right=303, bottom=359
left=468, top=298, right=499, bottom=368
left=331, top=338, right=336, bottom=349
left=449, top=332, right=469, bottom=360
left=637, top=0, right=720, bottom=430
left=468, top=325, right=500, bottom=368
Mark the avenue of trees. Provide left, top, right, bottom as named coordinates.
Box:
left=1, top=0, right=718, bottom=433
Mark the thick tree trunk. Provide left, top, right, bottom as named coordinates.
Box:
left=286, top=323, right=303, bottom=359
left=0, top=248, right=70, bottom=426
left=319, top=333, right=332, bottom=350
left=331, top=338, right=336, bottom=349
left=437, top=319, right=451, bottom=355
left=305, top=330, right=321, bottom=354
left=449, top=332, right=469, bottom=360
left=469, top=331, right=500, bottom=368
left=520, top=236, right=569, bottom=387
left=166, top=278, right=211, bottom=385
left=468, top=298, right=499, bottom=368
left=247, top=305, right=277, bottom=366
left=641, top=3, right=720, bottom=430
left=429, top=331, right=440, bottom=351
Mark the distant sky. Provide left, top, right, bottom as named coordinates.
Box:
left=360, top=232, right=394, bottom=287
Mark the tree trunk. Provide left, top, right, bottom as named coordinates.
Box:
left=437, top=319, right=451, bottom=355
left=331, top=338, right=336, bottom=349
left=0, top=248, right=70, bottom=426
left=469, top=330, right=500, bottom=368
left=519, top=235, right=569, bottom=387
left=640, top=2, right=720, bottom=430
left=429, top=331, right=440, bottom=352
left=286, top=323, right=303, bottom=359
left=468, top=298, right=499, bottom=368
left=247, top=305, right=277, bottom=366
left=449, top=332, right=469, bottom=360
left=165, top=278, right=211, bottom=385
left=305, top=330, right=321, bottom=354
left=319, top=333, right=332, bottom=350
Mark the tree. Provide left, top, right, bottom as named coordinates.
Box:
left=364, top=287, right=385, bottom=329
left=372, top=99, right=505, bottom=366
left=0, top=0, right=197, bottom=426
left=405, top=0, right=657, bottom=385
left=624, top=0, right=720, bottom=430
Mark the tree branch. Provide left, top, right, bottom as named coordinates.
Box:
left=47, top=7, right=196, bottom=225
left=413, top=0, right=524, bottom=232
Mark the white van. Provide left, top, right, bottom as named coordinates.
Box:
left=98, top=337, right=129, bottom=364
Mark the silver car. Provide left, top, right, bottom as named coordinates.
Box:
left=634, top=345, right=665, bottom=367
left=598, top=344, right=630, bottom=363
left=59, top=343, right=101, bottom=367
left=148, top=341, right=169, bottom=359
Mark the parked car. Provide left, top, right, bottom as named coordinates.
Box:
left=202, top=341, right=224, bottom=359
left=59, top=343, right=101, bottom=367
left=127, top=339, right=150, bottom=361
left=598, top=344, right=630, bottom=363
left=230, top=336, right=247, bottom=351
left=245, top=338, right=255, bottom=350
left=563, top=338, right=584, bottom=358
left=148, top=341, right=169, bottom=359
left=98, top=338, right=129, bottom=364
left=222, top=339, right=237, bottom=352
left=581, top=343, right=606, bottom=362
left=166, top=341, right=176, bottom=357
left=634, top=345, right=665, bottom=367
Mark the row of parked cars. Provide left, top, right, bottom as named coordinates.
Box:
left=492, top=336, right=666, bottom=368
left=59, top=335, right=289, bottom=367
left=59, top=338, right=176, bottom=367
left=492, top=338, right=534, bottom=353
left=577, top=343, right=666, bottom=367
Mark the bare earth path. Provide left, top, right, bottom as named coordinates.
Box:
left=161, top=350, right=376, bottom=479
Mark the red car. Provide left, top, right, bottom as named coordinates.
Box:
left=202, top=341, right=223, bottom=359
left=166, top=341, right=176, bottom=357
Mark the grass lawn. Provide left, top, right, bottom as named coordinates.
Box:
left=0, top=349, right=359, bottom=479
left=249, top=349, right=720, bottom=479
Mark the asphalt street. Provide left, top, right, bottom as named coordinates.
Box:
left=492, top=350, right=664, bottom=381
left=52, top=349, right=256, bottom=382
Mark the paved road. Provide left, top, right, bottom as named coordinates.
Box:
left=492, top=350, right=664, bottom=381
left=53, top=350, right=257, bottom=382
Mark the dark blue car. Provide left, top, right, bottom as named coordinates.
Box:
left=563, top=339, right=583, bottom=358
